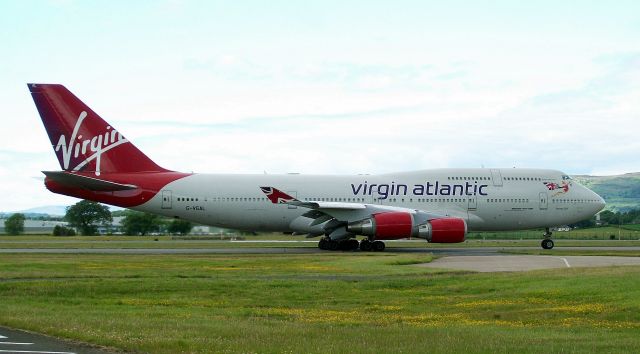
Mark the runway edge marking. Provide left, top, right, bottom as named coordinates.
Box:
left=0, top=350, right=76, bottom=354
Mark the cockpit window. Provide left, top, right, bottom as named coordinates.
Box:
left=562, top=175, right=572, bottom=180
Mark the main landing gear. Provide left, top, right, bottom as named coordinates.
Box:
left=358, top=239, right=385, bottom=252
left=541, top=228, right=554, bottom=250
left=318, top=237, right=385, bottom=252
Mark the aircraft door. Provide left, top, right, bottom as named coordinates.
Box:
left=539, top=192, right=548, bottom=210
left=468, top=196, right=477, bottom=210
left=490, top=169, right=503, bottom=187
left=162, top=190, right=172, bottom=209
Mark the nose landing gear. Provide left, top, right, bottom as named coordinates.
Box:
left=541, top=228, right=554, bottom=249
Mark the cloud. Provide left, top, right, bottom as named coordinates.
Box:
left=2, top=2, right=639, bottom=211
left=0, top=151, right=80, bottom=211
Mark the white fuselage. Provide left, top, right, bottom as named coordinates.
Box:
left=134, top=168, right=605, bottom=233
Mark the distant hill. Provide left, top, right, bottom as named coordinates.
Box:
left=0, top=205, right=68, bottom=219
left=16, top=205, right=69, bottom=216
left=574, top=172, right=640, bottom=212
left=1, top=205, right=123, bottom=218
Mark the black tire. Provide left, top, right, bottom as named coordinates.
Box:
left=541, top=239, right=554, bottom=250
left=318, top=238, right=328, bottom=250
left=373, top=241, right=386, bottom=252
left=329, top=240, right=339, bottom=251
left=360, top=240, right=372, bottom=251
left=547, top=239, right=554, bottom=249
left=349, top=239, right=359, bottom=251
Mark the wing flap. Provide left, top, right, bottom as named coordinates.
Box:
left=305, top=201, right=367, bottom=210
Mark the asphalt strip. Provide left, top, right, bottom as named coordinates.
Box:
left=419, top=255, right=640, bottom=272
left=0, top=326, right=115, bottom=354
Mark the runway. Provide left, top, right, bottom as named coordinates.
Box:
left=0, top=326, right=112, bottom=354
left=419, top=255, right=640, bottom=272
left=3, top=246, right=640, bottom=272
left=1, top=246, right=640, bottom=256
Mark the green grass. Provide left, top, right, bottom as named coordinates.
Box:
left=1, top=253, right=640, bottom=353
left=622, top=224, right=640, bottom=231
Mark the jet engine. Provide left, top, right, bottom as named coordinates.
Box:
left=346, top=212, right=466, bottom=243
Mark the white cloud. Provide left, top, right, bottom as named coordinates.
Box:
left=2, top=2, right=639, bottom=210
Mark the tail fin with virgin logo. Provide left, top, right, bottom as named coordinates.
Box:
left=28, top=83, right=167, bottom=176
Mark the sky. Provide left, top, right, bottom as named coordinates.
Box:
left=0, top=0, right=639, bottom=211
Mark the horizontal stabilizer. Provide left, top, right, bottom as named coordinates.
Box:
left=42, top=171, right=138, bottom=191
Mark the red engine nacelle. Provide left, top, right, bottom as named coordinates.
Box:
left=370, top=212, right=414, bottom=240
left=428, top=217, right=466, bottom=243
left=347, top=212, right=466, bottom=243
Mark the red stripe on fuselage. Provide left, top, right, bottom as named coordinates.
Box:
left=45, top=172, right=191, bottom=208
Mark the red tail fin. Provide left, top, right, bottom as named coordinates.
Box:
left=28, top=83, right=167, bottom=176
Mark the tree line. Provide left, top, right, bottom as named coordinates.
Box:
left=570, top=209, right=640, bottom=228
left=4, top=200, right=192, bottom=236
left=7, top=200, right=640, bottom=236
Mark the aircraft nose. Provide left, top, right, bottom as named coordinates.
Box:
left=592, top=191, right=606, bottom=213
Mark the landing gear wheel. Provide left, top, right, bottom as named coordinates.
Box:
left=348, top=239, right=359, bottom=251
left=359, top=239, right=372, bottom=251
left=372, top=241, right=386, bottom=252
left=318, top=238, right=329, bottom=250
left=541, top=227, right=554, bottom=250
left=338, top=240, right=351, bottom=251
left=328, top=240, right=339, bottom=251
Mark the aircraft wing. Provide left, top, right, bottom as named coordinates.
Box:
left=259, top=186, right=450, bottom=225
left=260, top=186, right=468, bottom=243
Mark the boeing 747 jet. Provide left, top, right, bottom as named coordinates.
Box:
left=28, top=84, right=605, bottom=250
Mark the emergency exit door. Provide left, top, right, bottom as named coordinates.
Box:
left=162, top=190, right=172, bottom=209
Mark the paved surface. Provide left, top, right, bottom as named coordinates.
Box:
left=0, top=247, right=321, bottom=254
left=419, top=255, right=640, bottom=272
left=0, top=326, right=114, bottom=354
left=1, top=246, right=640, bottom=256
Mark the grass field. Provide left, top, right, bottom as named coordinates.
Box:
left=1, top=253, right=640, bottom=353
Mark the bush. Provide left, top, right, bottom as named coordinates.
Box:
left=4, top=213, right=25, bottom=235
left=121, top=211, right=160, bottom=235
left=168, top=219, right=193, bottom=235
left=53, top=225, right=76, bottom=236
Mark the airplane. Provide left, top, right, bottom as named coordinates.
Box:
left=28, top=83, right=606, bottom=251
